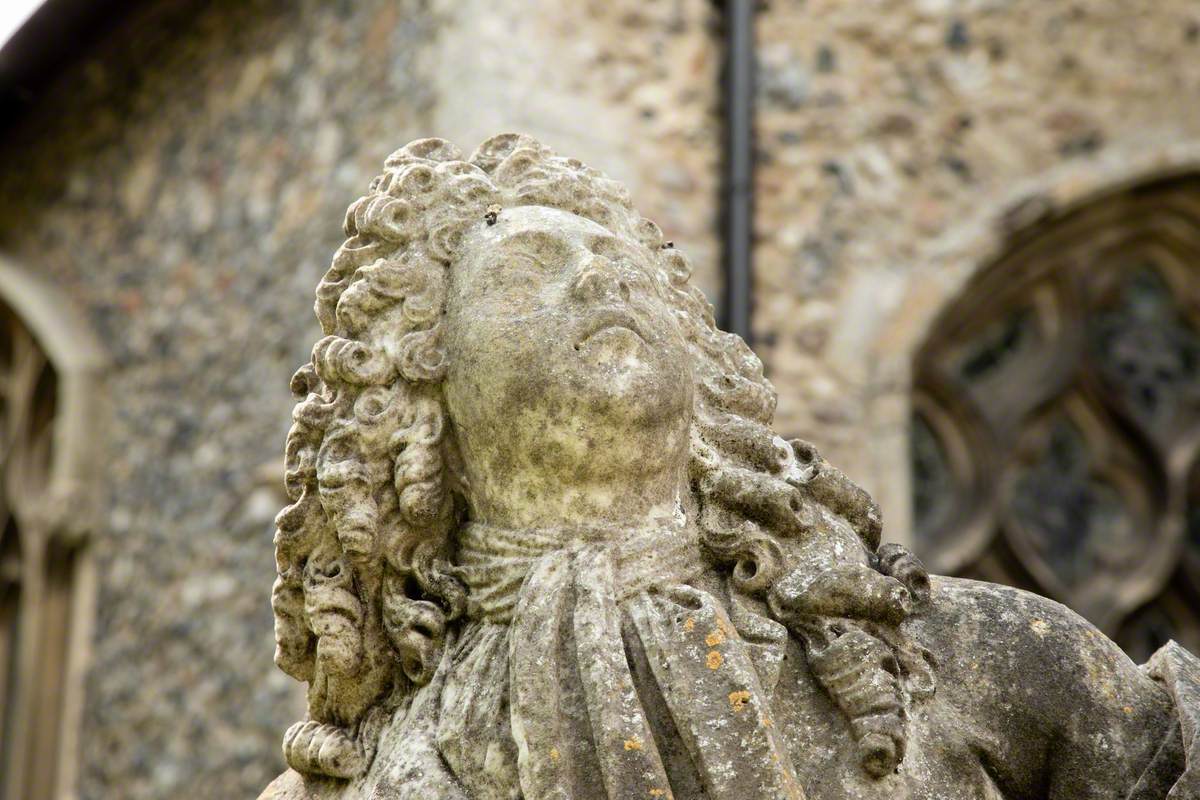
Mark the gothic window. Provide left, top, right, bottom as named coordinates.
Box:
left=912, top=177, right=1200, bottom=664
left=0, top=267, right=103, bottom=800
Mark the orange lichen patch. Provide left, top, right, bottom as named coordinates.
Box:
left=683, top=617, right=695, bottom=632
left=760, top=713, right=774, bottom=728
left=549, top=746, right=560, bottom=762
left=649, top=790, right=666, bottom=798
left=1123, top=705, right=1134, bottom=714
left=624, top=736, right=644, bottom=751
left=705, top=629, right=726, bottom=647
left=706, top=650, right=723, bottom=670
left=728, top=690, right=752, bottom=712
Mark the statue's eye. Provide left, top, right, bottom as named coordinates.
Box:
left=475, top=253, right=547, bottom=299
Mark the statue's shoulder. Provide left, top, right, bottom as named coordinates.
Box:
left=258, top=663, right=470, bottom=800
left=907, top=575, right=1182, bottom=793
left=914, top=574, right=1130, bottom=677
left=258, top=769, right=341, bottom=800
left=917, top=574, right=1107, bottom=650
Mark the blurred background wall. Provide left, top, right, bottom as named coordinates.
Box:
left=0, top=0, right=1196, bottom=798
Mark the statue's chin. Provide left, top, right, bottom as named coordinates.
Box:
left=569, top=338, right=690, bottom=424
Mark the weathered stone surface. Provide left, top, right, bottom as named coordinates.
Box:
left=262, top=134, right=1200, bottom=798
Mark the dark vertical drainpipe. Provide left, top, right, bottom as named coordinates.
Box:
left=719, top=0, right=755, bottom=342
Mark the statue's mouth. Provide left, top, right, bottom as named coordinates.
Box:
left=575, top=308, right=646, bottom=349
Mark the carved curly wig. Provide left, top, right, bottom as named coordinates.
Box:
left=270, top=134, right=899, bottom=779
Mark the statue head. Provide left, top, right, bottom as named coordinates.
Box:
left=442, top=202, right=697, bottom=528
left=270, top=134, right=892, bottom=777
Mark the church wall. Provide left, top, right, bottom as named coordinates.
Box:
left=0, top=1, right=719, bottom=797
left=753, top=0, right=1200, bottom=544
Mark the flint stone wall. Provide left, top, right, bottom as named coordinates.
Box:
left=754, top=0, right=1200, bottom=543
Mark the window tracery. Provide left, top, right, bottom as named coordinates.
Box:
left=0, top=297, right=73, bottom=800
left=0, top=278, right=101, bottom=800
left=912, top=177, right=1200, bottom=662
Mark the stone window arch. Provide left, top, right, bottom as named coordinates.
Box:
left=912, top=174, right=1200, bottom=663
left=0, top=258, right=105, bottom=800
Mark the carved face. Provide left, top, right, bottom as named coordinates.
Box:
left=443, top=205, right=693, bottom=527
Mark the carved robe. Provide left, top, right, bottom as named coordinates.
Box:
left=432, top=520, right=803, bottom=800
left=263, top=525, right=1200, bottom=800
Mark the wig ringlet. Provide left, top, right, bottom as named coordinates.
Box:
left=270, top=134, right=887, bottom=775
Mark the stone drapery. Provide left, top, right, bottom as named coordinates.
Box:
left=438, top=520, right=804, bottom=800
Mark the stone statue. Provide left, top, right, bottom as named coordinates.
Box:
left=260, top=135, right=1199, bottom=799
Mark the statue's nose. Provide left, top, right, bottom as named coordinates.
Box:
left=569, top=256, right=629, bottom=303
